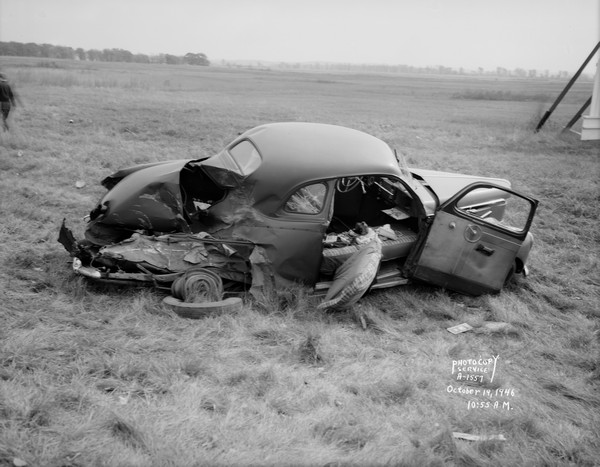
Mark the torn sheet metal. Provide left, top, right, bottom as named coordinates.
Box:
left=248, top=245, right=278, bottom=299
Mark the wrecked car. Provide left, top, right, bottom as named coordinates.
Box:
left=59, top=122, right=538, bottom=303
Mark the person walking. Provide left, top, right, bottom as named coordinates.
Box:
left=0, top=73, right=19, bottom=131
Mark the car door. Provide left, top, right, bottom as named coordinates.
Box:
left=235, top=181, right=331, bottom=286
left=411, top=183, right=538, bottom=295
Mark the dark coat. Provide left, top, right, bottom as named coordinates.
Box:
left=0, top=80, right=16, bottom=105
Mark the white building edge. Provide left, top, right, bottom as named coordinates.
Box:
left=581, top=2, right=600, bottom=141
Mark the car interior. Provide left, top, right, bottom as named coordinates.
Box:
left=321, top=176, right=422, bottom=276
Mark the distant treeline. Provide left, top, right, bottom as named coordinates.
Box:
left=0, top=41, right=210, bottom=66
left=253, top=61, right=576, bottom=80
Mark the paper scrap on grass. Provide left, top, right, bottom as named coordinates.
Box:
left=447, top=323, right=473, bottom=334
left=452, top=432, right=506, bottom=442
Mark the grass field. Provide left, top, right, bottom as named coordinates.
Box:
left=0, top=57, right=599, bottom=466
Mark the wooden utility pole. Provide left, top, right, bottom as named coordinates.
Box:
left=535, top=41, right=600, bottom=133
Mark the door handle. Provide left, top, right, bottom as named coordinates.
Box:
left=476, top=244, right=495, bottom=256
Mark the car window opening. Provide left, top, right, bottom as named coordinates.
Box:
left=284, top=183, right=327, bottom=214
left=455, top=187, right=533, bottom=234
left=328, top=176, right=419, bottom=234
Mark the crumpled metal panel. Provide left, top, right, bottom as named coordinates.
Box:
left=86, top=161, right=190, bottom=244
left=97, top=233, right=252, bottom=283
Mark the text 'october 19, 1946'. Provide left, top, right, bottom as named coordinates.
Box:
left=447, top=355, right=517, bottom=411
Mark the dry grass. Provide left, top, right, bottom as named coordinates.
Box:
left=0, top=57, right=599, bottom=466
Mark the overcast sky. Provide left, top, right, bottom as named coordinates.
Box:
left=1, top=0, right=598, bottom=72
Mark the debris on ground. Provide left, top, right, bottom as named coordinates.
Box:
left=447, top=323, right=473, bottom=334
left=475, top=321, right=520, bottom=336
left=452, top=432, right=506, bottom=442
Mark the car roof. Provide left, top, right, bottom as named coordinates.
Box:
left=231, top=122, right=403, bottom=213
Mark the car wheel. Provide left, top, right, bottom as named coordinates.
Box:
left=171, top=267, right=224, bottom=302
left=164, top=266, right=243, bottom=318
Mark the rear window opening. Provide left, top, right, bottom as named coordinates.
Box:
left=229, top=140, right=262, bottom=175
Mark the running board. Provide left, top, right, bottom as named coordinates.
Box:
left=314, top=265, right=409, bottom=293
left=371, top=277, right=410, bottom=289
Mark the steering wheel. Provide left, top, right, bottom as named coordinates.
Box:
left=336, top=177, right=362, bottom=193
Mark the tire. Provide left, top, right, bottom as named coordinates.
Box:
left=163, top=296, right=243, bottom=319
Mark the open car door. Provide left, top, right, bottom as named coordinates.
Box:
left=411, top=183, right=538, bottom=295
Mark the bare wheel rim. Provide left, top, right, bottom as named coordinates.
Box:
left=171, top=267, right=224, bottom=303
